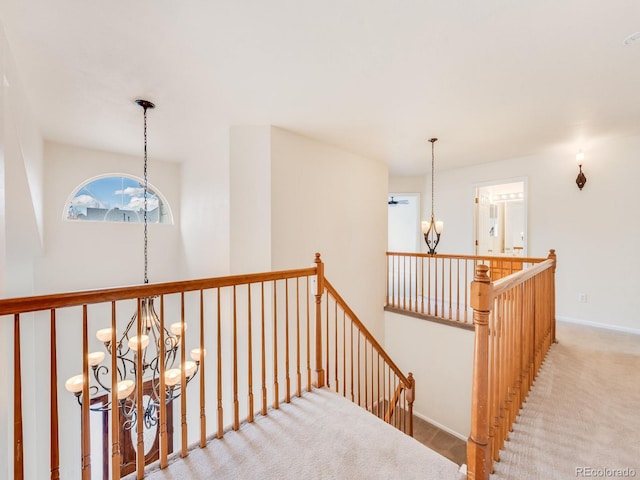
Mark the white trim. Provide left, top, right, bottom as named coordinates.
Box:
left=412, top=410, right=468, bottom=442
left=557, top=316, right=640, bottom=336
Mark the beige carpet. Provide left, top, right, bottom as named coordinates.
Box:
left=127, top=387, right=464, bottom=480
left=491, top=321, right=640, bottom=479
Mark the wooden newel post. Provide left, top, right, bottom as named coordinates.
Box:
left=313, top=253, right=326, bottom=388
left=467, top=264, right=492, bottom=480
left=548, top=249, right=558, bottom=343
left=406, top=372, right=415, bottom=437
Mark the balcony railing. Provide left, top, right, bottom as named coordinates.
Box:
left=2, top=253, right=413, bottom=480
left=386, top=251, right=552, bottom=326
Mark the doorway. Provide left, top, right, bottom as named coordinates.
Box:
left=474, top=180, right=526, bottom=256
left=388, top=193, right=420, bottom=252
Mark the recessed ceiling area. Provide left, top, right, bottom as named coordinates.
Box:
left=0, top=1, right=638, bottom=175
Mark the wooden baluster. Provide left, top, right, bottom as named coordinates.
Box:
left=79, top=307, right=92, bottom=480
left=110, top=303, right=122, bottom=478
left=399, top=255, right=407, bottom=310
left=273, top=281, right=279, bottom=409
left=180, top=293, right=188, bottom=457
left=159, top=296, right=168, bottom=467
left=217, top=289, right=223, bottom=438
left=377, top=351, right=381, bottom=417
left=381, top=354, right=385, bottom=418
left=247, top=285, right=254, bottom=423
left=420, top=256, right=425, bottom=314
left=412, top=256, right=417, bottom=311
left=134, top=300, right=144, bottom=477
left=370, top=341, right=374, bottom=412
left=306, top=277, right=311, bottom=393
left=14, top=314, right=24, bottom=480
left=548, top=249, right=557, bottom=343
left=261, top=283, right=267, bottom=415
left=342, top=311, right=346, bottom=398
left=364, top=340, right=368, bottom=409
left=386, top=254, right=390, bottom=307
left=378, top=352, right=384, bottom=417
left=464, top=260, right=469, bottom=323
left=440, top=257, right=445, bottom=318
left=285, top=279, right=291, bottom=403
left=50, top=310, right=60, bottom=480
left=199, top=290, right=207, bottom=447
left=79, top=306, right=92, bottom=480
left=434, top=257, right=438, bottom=316
left=467, top=264, right=491, bottom=480
left=357, top=331, right=361, bottom=406
left=325, top=296, right=330, bottom=389
left=350, top=321, right=354, bottom=402
left=489, top=306, right=498, bottom=464
left=334, top=300, right=338, bottom=393
left=455, top=259, right=460, bottom=322
left=495, top=295, right=504, bottom=461
left=448, top=258, right=453, bottom=319
left=394, top=255, right=397, bottom=307
left=233, top=286, right=239, bottom=430
left=295, top=278, right=301, bottom=398
left=313, top=253, right=325, bottom=388
left=427, top=256, right=432, bottom=316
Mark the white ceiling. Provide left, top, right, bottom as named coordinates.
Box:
left=1, top=1, right=639, bottom=175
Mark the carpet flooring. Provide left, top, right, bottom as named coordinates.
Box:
left=126, top=387, right=465, bottom=480
left=491, top=321, right=640, bottom=479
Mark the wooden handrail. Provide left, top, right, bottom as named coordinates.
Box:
left=0, top=267, right=317, bottom=315
left=490, top=258, right=554, bottom=298
left=386, top=251, right=547, bottom=264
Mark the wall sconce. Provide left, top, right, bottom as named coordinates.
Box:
left=575, top=151, right=587, bottom=190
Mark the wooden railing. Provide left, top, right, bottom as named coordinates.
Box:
left=386, top=252, right=549, bottom=325
left=1, top=253, right=412, bottom=480
left=323, top=280, right=414, bottom=434
left=466, top=250, right=557, bottom=480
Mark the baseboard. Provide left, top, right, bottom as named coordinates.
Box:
left=557, top=316, right=640, bottom=336
left=412, top=410, right=468, bottom=442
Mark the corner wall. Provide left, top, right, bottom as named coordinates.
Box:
left=228, top=126, right=388, bottom=340
left=384, top=312, right=473, bottom=439
left=0, top=24, right=45, bottom=480
left=270, top=127, right=388, bottom=340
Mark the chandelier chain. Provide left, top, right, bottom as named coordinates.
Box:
left=143, top=106, right=149, bottom=284
left=431, top=139, right=435, bottom=220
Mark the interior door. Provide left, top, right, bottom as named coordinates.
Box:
left=474, top=192, right=491, bottom=255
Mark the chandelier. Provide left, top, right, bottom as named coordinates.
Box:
left=64, top=99, right=204, bottom=430
left=421, top=138, right=444, bottom=254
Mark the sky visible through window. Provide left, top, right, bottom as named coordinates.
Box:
left=67, top=176, right=166, bottom=223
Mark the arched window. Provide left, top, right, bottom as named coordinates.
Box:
left=64, top=175, right=172, bottom=224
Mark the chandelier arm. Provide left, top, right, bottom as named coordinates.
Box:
left=121, top=310, right=140, bottom=339
left=92, top=365, right=112, bottom=392
left=143, top=399, right=159, bottom=429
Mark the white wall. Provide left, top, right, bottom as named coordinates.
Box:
left=384, top=312, right=473, bottom=439
left=180, top=128, right=230, bottom=278
left=38, top=142, right=182, bottom=291
left=229, top=126, right=272, bottom=274
left=0, top=25, right=44, bottom=480
left=424, top=134, right=640, bottom=332
left=271, top=127, right=388, bottom=340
